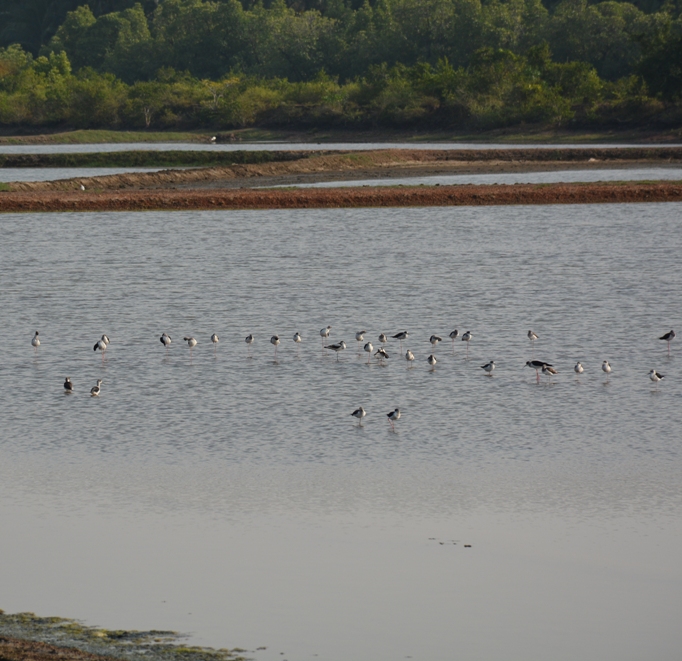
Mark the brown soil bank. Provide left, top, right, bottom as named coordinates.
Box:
left=0, top=636, right=117, bottom=661
left=8, top=148, right=682, bottom=193
left=1, top=181, right=681, bottom=213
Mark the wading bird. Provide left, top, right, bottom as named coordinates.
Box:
left=602, top=360, right=612, bottom=380
left=184, top=336, right=197, bottom=358
left=325, top=340, right=346, bottom=361
left=364, top=341, right=373, bottom=364
left=270, top=335, right=280, bottom=357
left=160, top=333, right=171, bottom=354
left=526, top=359, right=552, bottom=383
left=427, top=354, right=437, bottom=370
left=649, top=369, right=664, bottom=388
left=405, top=349, right=415, bottom=367
left=660, top=330, right=676, bottom=355
left=387, top=408, right=401, bottom=430
left=211, top=333, right=219, bottom=355
left=481, top=360, right=495, bottom=376
left=90, top=379, right=102, bottom=397
left=245, top=334, right=254, bottom=357
left=351, top=406, right=366, bottom=425
left=31, top=331, right=40, bottom=353
left=64, top=377, right=73, bottom=393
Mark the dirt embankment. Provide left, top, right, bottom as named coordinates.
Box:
left=0, top=636, right=118, bottom=661
left=7, top=148, right=682, bottom=193
left=1, top=181, right=681, bottom=213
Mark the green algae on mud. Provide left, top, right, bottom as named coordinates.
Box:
left=0, top=611, right=249, bottom=661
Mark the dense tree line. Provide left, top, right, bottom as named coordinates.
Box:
left=0, top=0, right=681, bottom=130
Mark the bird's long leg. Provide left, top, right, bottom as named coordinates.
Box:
left=388, top=418, right=394, bottom=430
left=536, top=369, right=540, bottom=383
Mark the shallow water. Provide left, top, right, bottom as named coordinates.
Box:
left=284, top=166, right=682, bottom=188
left=0, top=141, right=678, bottom=154
left=0, top=205, right=681, bottom=661
left=0, top=167, right=167, bottom=182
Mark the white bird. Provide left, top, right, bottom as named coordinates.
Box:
left=379, top=333, right=388, bottom=345
left=101, top=334, right=110, bottom=346
left=405, top=349, right=415, bottom=366
left=355, top=330, right=367, bottom=343
left=245, top=334, right=254, bottom=357
left=649, top=369, right=664, bottom=387
left=393, top=331, right=408, bottom=354
left=528, top=330, right=538, bottom=342
left=93, top=336, right=108, bottom=360
left=31, top=331, right=40, bottom=352
left=363, top=341, right=373, bottom=364
left=574, top=361, right=584, bottom=374
left=160, top=333, right=172, bottom=353
left=375, top=347, right=389, bottom=363
left=90, top=379, right=102, bottom=397
left=660, top=330, right=676, bottom=355
left=80, top=184, right=85, bottom=191
left=320, top=326, right=332, bottom=345
left=429, top=335, right=442, bottom=349
left=64, top=377, right=73, bottom=393
left=293, top=332, right=302, bottom=344
left=325, top=340, right=346, bottom=361
left=209, top=136, right=217, bottom=143
left=271, top=335, right=280, bottom=357
left=387, top=408, right=401, bottom=430
left=351, top=406, right=366, bottom=425
left=481, top=360, right=495, bottom=375
left=211, top=333, right=219, bottom=354
left=427, top=354, right=437, bottom=369
left=526, top=359, right=551, bottom=383
left=602, top=360, right=612, bottom=379
left=184, top=336, right=197, bottom=357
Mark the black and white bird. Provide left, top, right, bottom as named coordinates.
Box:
left=270, top=335, right=280, bottom=357
left=184, top=336, right=197, bottom=357
left=427, top=354, right=437, bottom=369
left=660, top=330, right=676, bottom=355
left=481, top=360, right=495, bottom=376
left=320, top=326, right=332, bottom=345
left=325, top=340, right=346, bottom=361
left=649, top=369, right=664, bottom=387
left=574, top=361, right=584, bottom=375
left=542, top=364, right=558, bottom=381
left=351, top=406, right=367, bottom=425
left=405, top=349, right=415, bottom=366
left=90, top=379, right=102, bottom=397
left=528, top=330, right=538, bottom=343
left=245, top=334, right=254, bottom=357
left=160, top=333, right=172, bottom=353
left=31, top=331, right=40, bottom=352
left=94, top=335, right=108, bottom=359
left=461, top=331, right=473, bottom=356
left=211, top=333, right=219, bottom=354
left=429, top=335, right=442, bottom=350
left=602, top=360, right=612, bottom=379
left=449, top=329, right=459, bottom=351
left=64, top=377, right=73, bottom=393
left=364, top=341, right=373, bottom=364
left=526, top=359, right=551, bottom=383
left=375, top=347, right=389, bottom=363
left=393, top=331, right=408, bottom=353
left=355, top=330, right=367, bottom=351
left=379, top=333, right=388, bottom=345
left=387, top=408, right=401, bottom=430
left=293, top=332, right=302, bottom=345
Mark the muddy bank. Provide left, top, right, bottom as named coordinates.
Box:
left=6, top=148, right=682, bottom=193
left=0, top=636, right=120, bottom=661
left=1, top=181, right=680, bottom=212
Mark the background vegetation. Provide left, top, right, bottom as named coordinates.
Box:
left=0, top=0, right=681, bottom=131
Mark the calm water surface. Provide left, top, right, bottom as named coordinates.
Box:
left=0, top=204, right=681, bottom=661
left=0, top=141, right=679, bottom=154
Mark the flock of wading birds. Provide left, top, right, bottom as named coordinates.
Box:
left=29, top=326, right=676, bottom=429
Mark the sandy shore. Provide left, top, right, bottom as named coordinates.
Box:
left=1, top=181, right=681, bottom=212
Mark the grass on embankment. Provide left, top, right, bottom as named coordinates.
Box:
left=0, top=150, right=315, bottom=169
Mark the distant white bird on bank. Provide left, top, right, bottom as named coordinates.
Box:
left=387, top=408, right=401, bottom=430
left=90, top=379, right=102, bottom=397
left=481, top=360, right=495, bottom=376
left=209, top=136, right=217, bottom=143
left=31, top=331, right=40, bottom=352
left=364, top=341, right=373, bottom=364
left=80, top=184, right=85, bottom=191
left=351, top=406, right=366, bottom=425
left=649, top=369, right=664, bottom=387
left=325, top=340, right=346, bottom=361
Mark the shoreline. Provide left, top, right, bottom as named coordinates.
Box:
left=1, top=181, right=681, bottom=213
